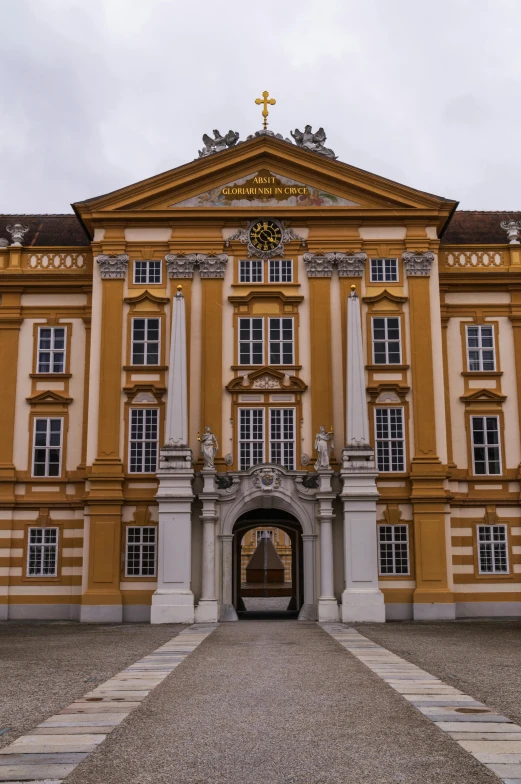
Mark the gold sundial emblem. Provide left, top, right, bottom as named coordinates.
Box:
left=255, top=90, right=276, bottom=130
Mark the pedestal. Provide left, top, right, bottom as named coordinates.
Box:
left=341, top=446, right=385, bottom=623
left=151, top=444, right=195, bottom=624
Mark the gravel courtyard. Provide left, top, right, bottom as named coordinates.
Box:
left=0, top=621, right=186, bottom=751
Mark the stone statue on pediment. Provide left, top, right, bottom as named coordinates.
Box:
left=198, top=130, right=240, bottom=158
left=290, top=125, right=337, bottom=159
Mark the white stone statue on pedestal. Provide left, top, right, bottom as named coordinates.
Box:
left=314, top=425, right=334, bottom=470
left=199, top=426, right=218, bottom=469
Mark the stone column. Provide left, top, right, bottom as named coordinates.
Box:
left=298, top=534, right=317, bottom=620
left=195, top=468, right=219, bottom=622
left=81, top=254, right=128, bottom=623
left=220, top=533, right=238, bottom=621
left=341, top=286, right=385, bottom=622
left=151, top=287, right=195, bottom=623
left=316, top=470, right=339, bottom=622
left=403, top=251, right=454, bottom=620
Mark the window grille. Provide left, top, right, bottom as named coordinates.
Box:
left=269, top=408, right=295, bottom=469
left=372, top=317, right=401, bottom=364
left=269, top=259, right=293, bottom=283
left=125, top=526, right=157, bottom=576
left=27, top=527, right=58, bottom=576
left=239, top=409, right=265, bottom=470
left=239, top=260, right=263, bottom=283
left=134, top=260, right=162, bottom=285
left=471, top=416, right=501, bottom=475
left=131, top=318, right=160, bottom=365
left=238, top=318, right=264, bottom=365
left=370, top=258, right=398, bottom=282
left=378, top=525, right=409, bottom=575
left=129, top=409, right=159, bottom=473
left=269, top=318, right=294, bottom=365
left=37, top=327, right=66, bottom=373
left=375, top=408, right=405, bottom=472
left=466, top=325, right=496, bottom=371
left=478, top=524, right=508, bottom=573
left=32, top=418, right=63, bottom=477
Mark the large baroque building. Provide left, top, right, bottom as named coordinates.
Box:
left=2, top=125, right=521, bottom=624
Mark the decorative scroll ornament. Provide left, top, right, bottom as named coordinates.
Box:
left=198, top=129, right=240, bottom=158
left=402, top=251, right=435, bottom=277
left=96, top=254, right=129, bottom=279
left=6, top=223, right=29, bottom=246
left=165, top=253, right=228, bottom=279
left=500, top=220, right=521, bottom=245
left=337, top=252, right=368, bottom=278
left=252, top=466, right=282, bottom=491
left=302, top=252, right=336, bottom=278
left=290, top=126, right=337, bottom=159
left=225, top=219, right=305, bottom=260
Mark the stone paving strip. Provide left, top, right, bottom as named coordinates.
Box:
left=322, top=623, right=521, bottom=784
left=0, top=624, right=216, bottom=783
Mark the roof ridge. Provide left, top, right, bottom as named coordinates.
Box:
left=0, top=213, right=77, bottom=217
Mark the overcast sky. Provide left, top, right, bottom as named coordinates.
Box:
left=1, top=0, right=521, bottom=213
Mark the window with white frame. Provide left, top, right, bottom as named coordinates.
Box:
left=471, top=416, right=501, bottom=475
left=370, top=258, right=398, bottom=283
left=239, top=318, right=263, bottom=365
left=269, top=318, right=294, bottom=365
left=269, top=408, right=295, bottom=469
left=239, top=408, right=265, bottom=470
left=466, top=325, right=496, bottom=371
left=32, top=418, right=63, bottom=477
left=239, top=260, right=263, bottom=283
left=125, top=526, right=157, bottom=576
left=134, top=260, right=162, bottom=285
left=37, top=327, right=66, bottom=373
left=256, top=529, right=273, bottom=543
left=478, top=524, right=508, bottom=573
left=269, top=259, right=293, bottom=283
left=27, top=527, right=58, bottom=576
left=131, top=318, right=160, bottom=365
left=372, top=317, right=401, bottom=364
left=375, top=408, right=405, bottom=472
left=378, top=524, right=409, bottom=575
left=129, top=408, right=159, bottom=473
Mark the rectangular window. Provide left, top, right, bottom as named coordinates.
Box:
left=375, top=408, right=405, bottom=472
left=32, top=418, right=63, bottom=477
left=466, top=325, right=496, bottom=371
left=131, top=318, right=160, bottom=365
left=378, top=525, right=409, bottom=575
left=471, top=416, right=501, bottom=475
left=270, top=408, right=295, bottom=469
left=129, top=409, right=159, bottom=473
left=27, top=527, right=58, bottom=576
left=238, top=318, right=264, bottom=365
left=239, top=409, right=264, bottom=470
left=239, top=260, right=263, bottom=283
left=478, top=524, right=508, bottom=574
left=256, top=529, right=273, bottom=543
left=269, top=259, right=293, bottom=283
left=269, top=318, right=294, bottom=365
left=125, top=526, right=157, bottom=576
left=134, top=260, right=162, bottom=285
left=370, top=258, right=398, bottom=282
left=37, top=327, right=66, bottom=373
left=372, top=317, right=401, bottom=364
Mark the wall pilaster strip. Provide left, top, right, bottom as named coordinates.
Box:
left=0, top=290, right=22, bottom=495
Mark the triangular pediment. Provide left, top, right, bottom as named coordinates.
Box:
left=73, top=135, right=457, bottom=235
left=460, top=389, right=507, bottom=403
left=26, top=390, right=72, bottom=405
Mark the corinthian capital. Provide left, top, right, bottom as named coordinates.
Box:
left=402, top=251, right=435, bottom=277
left=198, top=254, right=228, bottom=279
left=96, top=254, right=129, bottom=279
left=302, top=252, right=336, bottom=278
left=336, top=252, right=368, bottom=278
left=165, top=254, right=198, bottom=279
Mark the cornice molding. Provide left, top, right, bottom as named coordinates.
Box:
left=363, top=289, right=408, bottom=305
left=124, top=290, right=169, bottom=305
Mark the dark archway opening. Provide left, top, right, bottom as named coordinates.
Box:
left=233, top=509, right=303, bottom=620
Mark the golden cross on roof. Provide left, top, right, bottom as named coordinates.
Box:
left=255, top=90, right=276, bottom=130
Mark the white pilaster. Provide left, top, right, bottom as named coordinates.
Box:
left=152, top=288, right=195, bottom=623
left=194, top=469, right=219, bottom=622
left=220, top=534, right=238, bottom=621
left=316, top=470, right=340, bottom=622
left=341, top=287, right=385, bottom=622
left=297, top=534, right=317, bottom=621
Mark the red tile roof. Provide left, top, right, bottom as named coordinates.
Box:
left=0, top=215, right=90, bottom=247
left=441, top=211, right=521, bottom=244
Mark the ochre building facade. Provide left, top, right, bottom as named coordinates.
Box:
left=1, top=132, right=521, bottom=623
